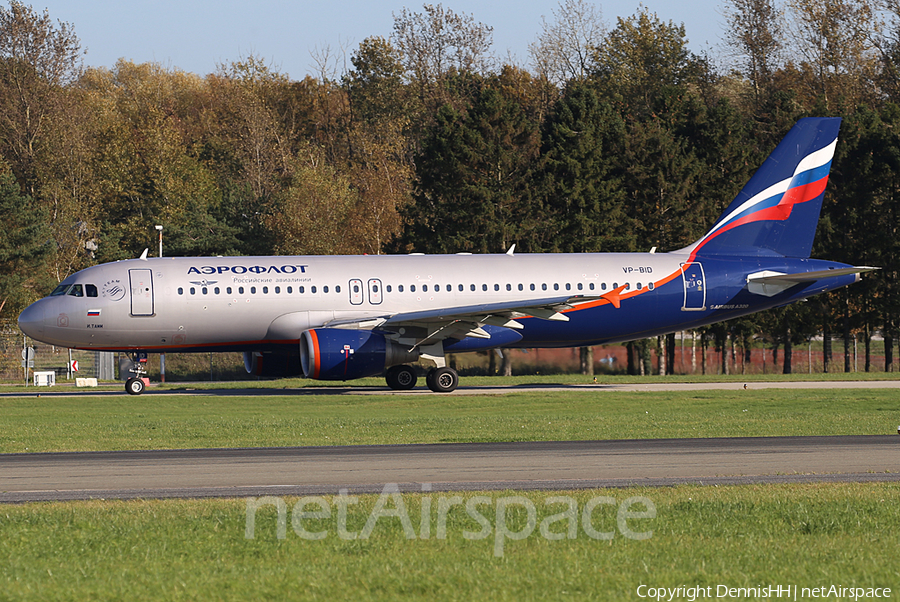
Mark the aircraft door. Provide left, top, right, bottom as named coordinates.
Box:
left=129, top=269, right=154, bottom=316
left=368, top=279, right=383, bottom=305
left=680, top=262, right=706, bottom=311
left=349, top=279, right=364, bottom=305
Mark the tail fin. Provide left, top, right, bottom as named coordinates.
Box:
left=680, top=117, right=841, bottom=258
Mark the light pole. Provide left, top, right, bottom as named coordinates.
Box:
left=155, top=225, right=163, bottom=257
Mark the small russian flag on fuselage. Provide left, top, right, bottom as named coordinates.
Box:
left=87, top=309, right=101, bottom=317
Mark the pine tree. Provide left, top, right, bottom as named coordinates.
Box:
left=0, top=164, right=52, bottom=320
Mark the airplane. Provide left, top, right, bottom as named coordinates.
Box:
left=18, top=117, right=876, bottom=395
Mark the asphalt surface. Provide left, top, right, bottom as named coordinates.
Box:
left=2, top=436, right=898, bottom=503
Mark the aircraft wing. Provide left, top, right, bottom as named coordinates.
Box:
left=747, top=266, right=879, bottom=297
left=324, top=294, right=599, bottom=346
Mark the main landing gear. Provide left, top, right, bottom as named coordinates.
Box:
left=124, top=351, right=149, bottom=395
left=385, top=364, right=459, bottom=393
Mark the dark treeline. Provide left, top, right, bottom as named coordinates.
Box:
left=2, top=0, right=900, bottom=372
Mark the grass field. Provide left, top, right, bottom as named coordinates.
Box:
left=0, top=386, right=898, bottom=453
left=1, top=483, right=897, bottom=601
left=1, top=382, right=898, bottom=600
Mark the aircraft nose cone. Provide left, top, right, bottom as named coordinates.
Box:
left=18, top=302, right=45, bottom=339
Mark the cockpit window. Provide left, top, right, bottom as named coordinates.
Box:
left=67, top=284, right=84, bottom=297
left=50, top=284, right=70, bottom=296
left=86, top=284, right=98, bottom=297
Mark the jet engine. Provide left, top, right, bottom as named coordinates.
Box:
left=300, top=329, right=418, bottom=381
left=243, top=348, right=303, bottom=377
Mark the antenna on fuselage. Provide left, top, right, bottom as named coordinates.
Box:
left=139, top=248, right=149, bottom=260
left=506, top=244, right=516, bottom=256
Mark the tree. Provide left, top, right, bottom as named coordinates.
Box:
left=786, top=0, right=881, bottom=109
left=0, top=162, right=52, bottom=320
left=534, top=81, right=632, bottom=253
left=592, top=9, right=703, bottom=115
left=265, top=144, right=358, bottom=255
left=529, top=0, right=605, bottom=87
left=82, top=61, right=238, bottom=260
left=396, top=82, right=539, bottom=253
left=391, top=2, right=494, bottom=120
left=0, top=0, right=83, bottom=194
left=343, top=37, right=414, bottom=254
left=722, top=0, right=783, bottom=105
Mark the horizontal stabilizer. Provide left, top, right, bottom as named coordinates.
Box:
left=747, top=266, right=878, bottom=297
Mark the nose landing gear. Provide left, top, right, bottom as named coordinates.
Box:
left=124, top=351, right=149, bottom=395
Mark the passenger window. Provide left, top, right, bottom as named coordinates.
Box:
left=298, top=286, right=304, bottom=294
left=287, top=286, right=292, bottom=293
left=518, top=284, right=523, bottom=291
left=190, top=287, right=196, bottom=295
left=530, top=284, right=535, bottom=291
left=637, top=283, right=642, bottom=290
left=336, top=285, right=341, bottom=293
left=649, top=283, right=655, bottom=290
left=86, top=284, right=98, bottom=297
left=589, top=283, right=595, bottom=291
left=275, top=286, right=280, bottom=294
left=423, top=284, right=428, bottom=292
left=458, top=284, right=463, bottom=291
left=386, top=285, right=392, bottom=293
left=178, top=287, right=184, bottom=295
left=601, top=283, right=607, bottom=291
left=553, top=283, right=559, bottom=291
left=202, top=287, right=208, bottom=295
left=470, top=284, right=475, bottom=291
left=482, top=284, right=488, bottom=291
left=494, top=284, right=500, bottom=291
left=323, top=286, right=328, bottom=294
left=227, top=287, right=233, bottom=294
left=215, top=287, right=220, bottom=294
left=542, top=284, right=547, bottom=291
left=251, top=287, right=257, bottom=294
left=577, top=283, right=583, bottom=291
left=263, top=286, right=268, bottom=294
left=399, top=284, right=404, bottom=292
left=311, top=286, right=317, bottom=294
left=447, top=284, right=452, bottom=292
left=67, top=284, right=84, bottom=297
left=565, top=283, right=571, bottom=291
left=239, top=287, right=245, bottom=294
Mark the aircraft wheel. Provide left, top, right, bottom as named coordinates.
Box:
left=125, top=377, right=145, bottom=395
left=426, top=367, right=458, bottom=393
left=386, top=365, right=417, bottom=390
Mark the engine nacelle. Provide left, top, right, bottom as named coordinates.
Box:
left=300, top=329, right=418, bottom=381
left=243, top=348, right=303, bottom=377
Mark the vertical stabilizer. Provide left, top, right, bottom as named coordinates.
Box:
left=679, top=117, right=841, bottom=258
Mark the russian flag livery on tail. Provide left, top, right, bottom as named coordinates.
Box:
left=682, top=117, right=840, bottom=259
left=19, top=118, right=876, bottom=394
